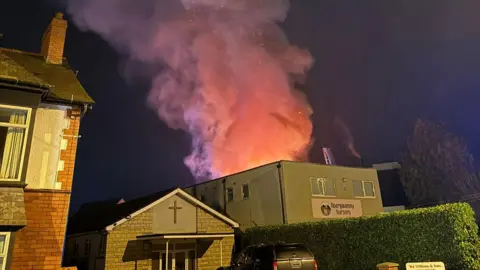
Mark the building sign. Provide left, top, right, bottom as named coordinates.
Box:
left=406, top=262, right=445, bottom=270
left=311, top=198, right=362, bottom=218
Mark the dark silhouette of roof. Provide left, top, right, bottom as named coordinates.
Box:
left=377, top=169, right=409, bottom=207
left=67, top=188, right=175, bottom=235
left=0, top=48, right=94, bottom=104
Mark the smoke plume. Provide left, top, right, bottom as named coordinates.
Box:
left=67, top=0, right=314, bottom=180
left=334, top=116, right=361, bottom=159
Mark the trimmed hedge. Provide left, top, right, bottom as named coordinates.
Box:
left=241, top=203, right=480, bottom=270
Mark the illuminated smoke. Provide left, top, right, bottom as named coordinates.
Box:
left=67, top=0, right=314, bottom=180
left=334, top=116, right=361, bottom=159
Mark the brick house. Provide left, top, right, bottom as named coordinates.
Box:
left=64, top=188, right=239, bottom=270
left=0, top=12, right=93, bottom=270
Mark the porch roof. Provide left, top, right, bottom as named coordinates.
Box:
left=136, top=233, right=235, bottom=240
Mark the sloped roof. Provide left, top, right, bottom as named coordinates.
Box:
left=67, top=188, right=175, bottom=235
left=0, top=48, right=94, bottom=104
left=67, top=188, right=239, bottom=235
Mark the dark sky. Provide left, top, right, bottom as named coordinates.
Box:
left=2, top=0, right=480, bottom=212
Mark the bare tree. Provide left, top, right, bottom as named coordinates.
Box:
left=400, top=119, right=480, bottom=207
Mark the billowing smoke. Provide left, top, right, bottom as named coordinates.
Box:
left=67, top=0, right=314, bottom=180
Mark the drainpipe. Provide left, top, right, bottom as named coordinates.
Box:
left=276, top=162, right=287, bottom=225
left=222, top=178, right=227, bottom=213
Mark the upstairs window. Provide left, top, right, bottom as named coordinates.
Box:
left=242, top=184, right=250, bottom=199
left=353, top=180, right=376, bottom=198
left=0, top=105, right=31, bottom=181
left=226, top=188, right=234, bottom=202
left=310, top=177, right=336, bottom=196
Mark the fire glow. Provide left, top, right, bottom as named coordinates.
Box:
left=68, top=0, right=314, bottom=180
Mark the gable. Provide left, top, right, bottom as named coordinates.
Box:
left=105, top=188, right=238, bottom=232
left=152, top=194, right=197, bottom=234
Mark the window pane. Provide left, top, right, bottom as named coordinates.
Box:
left=0, top=107, right=28, bottom=125
left=310, top=178, right=322, bottom=195
left=227, top=188, right=233, bottom=202
left=353, top=180, right=363, bottom=197
left=0, top=235, right=5, bottom=254
left=0, top=257, right=3, bottom=269
left=242, top=184, right=250, bottom=199
left=364, top=182, right=375, bottom=197
left=324, top=179, right=336, bottom=196
left=0, top=126, right=26, bottom=179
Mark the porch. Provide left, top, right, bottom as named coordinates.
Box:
left=137, top=233, right=235, bottom=270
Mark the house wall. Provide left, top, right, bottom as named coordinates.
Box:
left=25, top=106, right=70, bottom=189
left=281, top=161, right=384, bottom=224
left=11, top=108, right=81, bottom=270
left=63, top=232, right=104, bottom=270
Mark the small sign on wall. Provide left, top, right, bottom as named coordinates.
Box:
left=406, top=262, right=445, bottom=270
left=311, top=198, right=362, bottom=218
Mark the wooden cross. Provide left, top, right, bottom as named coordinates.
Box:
left=168, top=200, right=182, bottom=224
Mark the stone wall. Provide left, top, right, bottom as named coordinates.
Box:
left=196, top=207, right=235, bottom=270
left=0, top=187, right=26, bottom=226
left=105, top=208, right=154, bottom=270
left=105, top=203, right=236, bottom=270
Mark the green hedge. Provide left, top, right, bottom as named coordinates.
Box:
left=241, top=203, right=480, bottom=270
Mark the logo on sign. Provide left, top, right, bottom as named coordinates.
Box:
left=312, top=198, right=362, bottom=219
left=320, top=202, right=332, bottom=216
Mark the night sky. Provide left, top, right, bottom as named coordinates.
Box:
left=2, top=0, right=480, bottom=212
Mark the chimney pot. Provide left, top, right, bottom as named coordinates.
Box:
left=55, top=12, right=64, bottom=19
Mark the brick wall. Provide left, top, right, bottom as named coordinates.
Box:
left=10, top=109, right=80, bottom=270
left=105, top=208, right=154, bottom=270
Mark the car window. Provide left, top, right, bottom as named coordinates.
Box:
left=274, top=244, right=313, bottom=259
left=253, top=246, right=273, bottom=262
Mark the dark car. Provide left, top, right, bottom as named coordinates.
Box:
left=229, top=243, right=318, bottom=270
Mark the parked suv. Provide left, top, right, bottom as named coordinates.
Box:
left=230, top=243, right=318, bottom=270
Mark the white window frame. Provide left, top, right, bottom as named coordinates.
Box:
left=310, top=177, right=336, bottom=197
left=0, top=232, right=11, bottom=270
left=241, top=184, right=250, bottom=200
left=353, top=180, right=376, bottom=198
left=0, top=104, right=32, bottom=182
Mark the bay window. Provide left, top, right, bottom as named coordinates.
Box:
left=0, top=105, right=31, bottom=181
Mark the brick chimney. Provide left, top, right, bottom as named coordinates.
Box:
left=41, top=12, right=67, bottom=65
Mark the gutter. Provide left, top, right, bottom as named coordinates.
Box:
left=0, top=75, right=52, bottom=90
left=0, top=75, right=94, bottom=115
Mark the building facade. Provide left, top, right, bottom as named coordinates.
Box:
left=373, top=162, right=409, bottom=212
left=63, top=188, right=238, bottom=270
left=0, top=12, right=93, bottom=270
left=184, top=160, right=384, bottom=229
